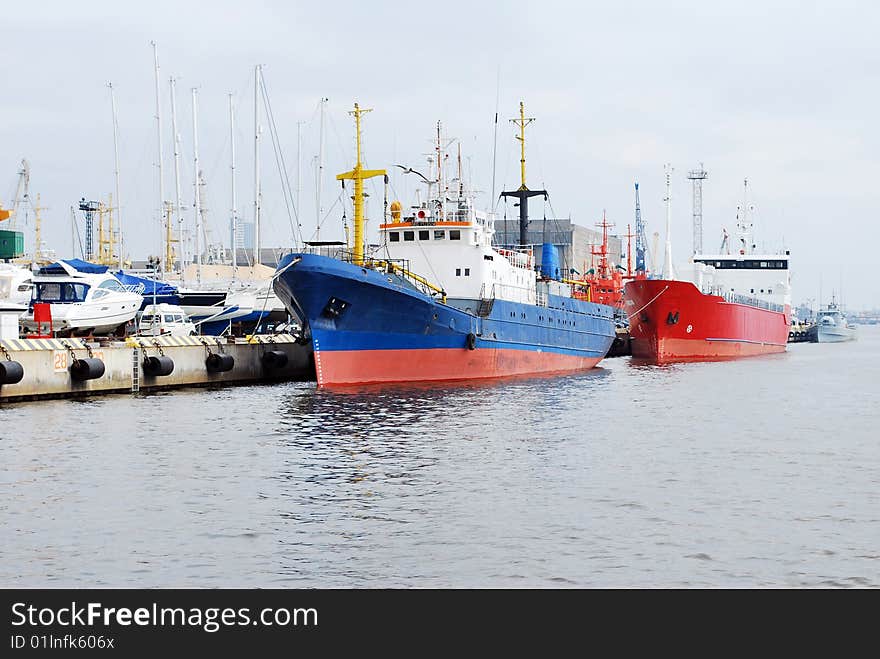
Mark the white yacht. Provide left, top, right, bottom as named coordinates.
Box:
left=0, top=263, right=33, bottom=305
left=21, top=260, right=143, bottom=336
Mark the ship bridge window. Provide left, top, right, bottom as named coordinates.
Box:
left=404, top=231, right=414, bottom=242
left=450, top=230, right=461, bottom=240
left=434, top=230, right=445, bottom=240
left=419, top=230, right=430, bottom=240
left=389, top=232, right=400, bottom=242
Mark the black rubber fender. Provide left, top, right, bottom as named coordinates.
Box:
left=69, top=357, right=105, bottom=381
left=205, top=352, right=235, bottom=373
left=143, top=355, right=175, bottom=377
left=0, top=360, right=24, bottom=385
left=261, top=350, right=289, bottom=369
left=466, top=333, right=477, bottom=350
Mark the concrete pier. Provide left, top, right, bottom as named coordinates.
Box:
left=0, top=334, right=313, bottom=402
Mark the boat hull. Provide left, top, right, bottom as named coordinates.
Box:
left=817, top=326, right=857, bottom=342
left=623, top=278, right=790, bottom=362
left=274, top=253, right=615, bottom=386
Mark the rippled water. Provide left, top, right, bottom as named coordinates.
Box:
left=2, top=327, right=878, bottom=587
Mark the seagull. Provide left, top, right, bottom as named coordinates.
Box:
left=395, top=164, right=435, bottom=185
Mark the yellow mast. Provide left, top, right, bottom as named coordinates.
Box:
left=336, top=103, right=386, bottom=265
left=97, top=201, right=106, bottom=263
left=106, top=193, right=115, bottom=265
left=512, top=101, right=535, bottom=191
left=164, top=201, right=175, bottom=271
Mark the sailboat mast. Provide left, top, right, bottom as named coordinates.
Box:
left=191, top=87, right=202, bottom=283
left=316, top=97, right=327, bottom=241
left=151, top=41, right=167, bottom=274
left=662, top=164, right=675, bottom=280
left=296, top=120, right=303, bottom=230
left=229, top=93, right=238, bottom=271
left=253, top=65, right=262, bottom=265
left=170, top=77, right=184, bottom=279
left=108, top=82, right=124, bottom=269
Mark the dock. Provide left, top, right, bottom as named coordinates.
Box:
left=0, top=333, right=312, bottom=402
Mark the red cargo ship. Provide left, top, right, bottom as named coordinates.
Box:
left=623, top=175, right=791, bottom=362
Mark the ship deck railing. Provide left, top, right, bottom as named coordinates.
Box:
left=716, top=290, right=784, bottom=313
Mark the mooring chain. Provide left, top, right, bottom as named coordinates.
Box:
left=151, top=340, right=165, bottom=357
left=60, top=340, right=78, bottom=363
left=0, top=344, right=11, bottom=361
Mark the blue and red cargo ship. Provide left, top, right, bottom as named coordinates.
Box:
left=273, top=103, right=615, bottom=387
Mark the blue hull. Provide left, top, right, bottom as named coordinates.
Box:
left=273, top=253, right=616, bottom=385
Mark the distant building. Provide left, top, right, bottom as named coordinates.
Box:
left=493, top=218, right=625, bottom=276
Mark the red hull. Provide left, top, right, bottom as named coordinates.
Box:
left=623, top=279, right=790, bottom=362
left=314, top=347, right=602, bottom=387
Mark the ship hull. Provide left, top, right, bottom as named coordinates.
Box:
left=817, top=326, right=857, bottom=343
left=623, top=279, right=790, bottom=362
left=274, top=254, right=615, bottom=386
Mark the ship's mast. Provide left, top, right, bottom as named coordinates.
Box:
left=108, top=83, right=124, bottom=268
left=500, top=101, right=548, bottom=247
left=662, top=164, right=676, bottom=280
left=191, top=87, right=202, bottom=284
left=735, top=178, right=755, bottom=255
left=229, top=93, right=238, bottom=272
left=169, top=77, right=184, bottom=279
left=316, top=97, right=327, bottom=241
left=253, top=65, right=262, bottom=265
left=151, top=41, right=167, bottom=274
left=336, top=103, right=386, bottom=265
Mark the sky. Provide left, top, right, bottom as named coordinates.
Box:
left=1, top=0, right=877, bottom=309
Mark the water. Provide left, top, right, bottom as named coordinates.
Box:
left=2, top=327, right=878, bottom=587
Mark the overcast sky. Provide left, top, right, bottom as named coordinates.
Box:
left=2, top=0, right=877, bottom=308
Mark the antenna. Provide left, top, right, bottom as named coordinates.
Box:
left=687, top=164, right=708, bottom=256
left=490, top=66, right=500, bottom=211
left=662, top=164, right=675, bottom=280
